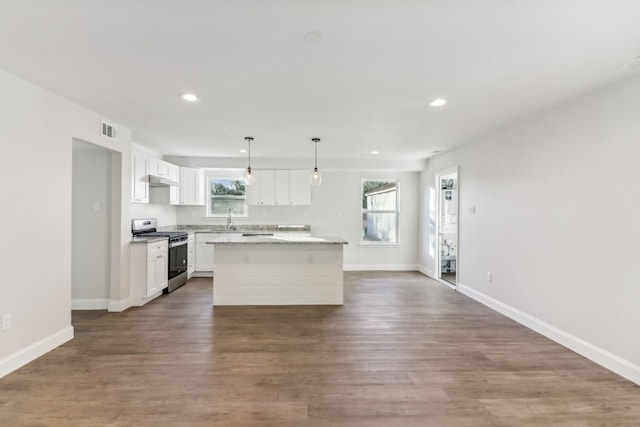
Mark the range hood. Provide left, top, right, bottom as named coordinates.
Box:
left=149, top=174, right=178, bottom=187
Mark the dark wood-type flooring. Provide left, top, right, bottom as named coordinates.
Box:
left=1, top=272, right=639, bottom=426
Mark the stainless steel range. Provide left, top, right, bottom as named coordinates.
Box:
left=132, top=219, right=188, bottom=292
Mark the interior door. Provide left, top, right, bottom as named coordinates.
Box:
left=437, top=170, right=458, bottom=286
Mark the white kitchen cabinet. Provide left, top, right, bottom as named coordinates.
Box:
left=187, top=233, right=195, bottom=279
left=247, top=169, right=275, bottom=205
left=149, top=157, right=171, bottom=178
left=195, top=233, right=216, bottom=274
left=260, top=169, right=276, bottom=205
left=146, top=240, right=168, bottom=296
left=130, top=239, right=168, bottom=304
left=179, top=167, right=204, bottom=205
left=131, top=151, right=149, bottom=203
left=169, top=185, right=180, bottom=205
left=274, top=170, right=290, bottom=205
left=247, top=169, right=310, bottom=206
left=289, top=169, right=311, bottom=205
left=168, top=163, right=180, bottom=183
left=245, top=170, right=262, bottom=205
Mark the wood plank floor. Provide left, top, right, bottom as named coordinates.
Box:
left=1, top=271, right=639, bottom=426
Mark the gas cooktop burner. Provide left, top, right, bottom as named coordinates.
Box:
left=131, top=219, right=188, bottom=242
left=143, top=231, right=188, bottom=238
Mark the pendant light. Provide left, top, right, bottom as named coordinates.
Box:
left=310, top=137, right=322, bottom=186
left=243, top=136, right=255, bottom=185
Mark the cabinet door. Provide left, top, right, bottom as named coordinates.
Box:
left=146, top=255, right=159, bottom=296
left=169, top=185, right=180, bottom=205
left=168, top=163, right=180, bottom=183
left=274, top=170, right=290, bottom=205
left=131, top=151, right=149, bottom=203
left=149, top=157, right=164, bottom=177
left=260, top=169, right=276, bottom=205
left=246, top=170, right=262, bottom=205
left=157, top=253, right=168, bottom=291
left=187, top=235, right=195, bottom=277
left=179, top=167, right=204, bottom=205
left=289, top=169, right=311, bottom=205
left=195, top=243, right=214, bottom=271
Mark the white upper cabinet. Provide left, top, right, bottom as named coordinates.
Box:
left=149, top=157, right=180, bottom=183
left=247, top=169, right=310, bottom=206
left=289, top=169, right=311, bottom=205
left=245, top=170, right=262, bottom=206
left=179, top=167, right=204, bottom=205
left=274, top=170, right=290, bottom=205
left=131, top=151, right=149, bottom=203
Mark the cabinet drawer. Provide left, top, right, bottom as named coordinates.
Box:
left=147, top=240, right=168, bottom=257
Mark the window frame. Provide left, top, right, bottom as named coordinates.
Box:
left=204, top=172, right=248, bottom=218
left=360, top=178, right=400, bottom=246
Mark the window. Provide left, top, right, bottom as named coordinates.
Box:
left=361, top=179, right=399, bottom=244
left=206, top=177, right=247, bottom=217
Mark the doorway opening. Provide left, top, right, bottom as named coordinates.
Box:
left=436, top=169, right=459, bottom=287
left=71, top=139, right=121, bottom=309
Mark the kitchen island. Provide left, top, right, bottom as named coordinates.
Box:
left=207, top=235, right=348, bottom=306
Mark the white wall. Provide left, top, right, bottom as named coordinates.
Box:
left=0, top=68, right=133, bottom=378
left=176, top=169, right=420, bottom=270
left=72, top=142, right=112, bottom=308
left=131, top=202, right=177, bottom=227
left=420, top=72, right=640, bottom=384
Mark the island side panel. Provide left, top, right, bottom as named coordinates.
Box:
left=213, top=244, right=344, bottom=306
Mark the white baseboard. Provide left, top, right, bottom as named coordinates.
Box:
left=458, top=283, right=640, bottom=386
left=191, top=272, right=213, bottom=278
left=72, top=299, right=109, bottom=310
left=417, top=265, right=435, bottom=278
left=0, top=326, right=74, bottom=379
left=344, top=264, right=418, bottom=271
left=108, top=297, right=133, bottom=312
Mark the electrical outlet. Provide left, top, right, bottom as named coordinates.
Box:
left=487, top=272, right=493, bottom=283
left=2, top=314, right=12, bottom=331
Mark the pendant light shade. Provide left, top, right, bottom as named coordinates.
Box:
left=310, top=137, right=322, bottom=186
left=243, top=136, right=255, bottom=185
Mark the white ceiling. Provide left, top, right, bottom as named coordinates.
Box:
left=2, top=1, right=640, bottom=162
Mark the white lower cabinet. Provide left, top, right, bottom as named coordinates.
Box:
left=187, top=233, right=195, bottom=278
left=195, top=233, right=216, bottom=274
left=131, top=239, right=168, bottom=304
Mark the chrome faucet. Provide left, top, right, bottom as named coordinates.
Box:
left=226, top=209, right=233, bottom=230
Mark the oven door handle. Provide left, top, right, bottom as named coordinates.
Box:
left=169, top=240, right=188, bottom=248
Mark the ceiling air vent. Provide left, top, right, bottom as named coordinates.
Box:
left=101, top=121, right=117, bottom=140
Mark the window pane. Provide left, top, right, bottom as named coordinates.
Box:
left=210, top=179, right=245, bottom=196
left=362, top=212, right=397, bottom=243
left=362, top=181, right=396, bottom=210
left=211, top=197, right=246, bottom=215
left=208, top=178, right=247, bottom=216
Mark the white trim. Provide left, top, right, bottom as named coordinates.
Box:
left=107, top=297, right=133, bottom=312
left=71, top=299, right=109, bottom=310
left=191, top=271, right=213, bottom=278
left=417, top=265, right=434, bottom=277
left=435, top=166, right=459, bottom=289
left=344, top=264, right=418, bottom=271
left=0, top=326, right=74, bottom=379
left=458, top=283, right=640, bottom=386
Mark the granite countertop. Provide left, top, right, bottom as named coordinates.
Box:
left=166, top=224, right=311, bottom=233
left=206, top=235, right=348, bottom=245
left=131, top=236, right=168, bottom=244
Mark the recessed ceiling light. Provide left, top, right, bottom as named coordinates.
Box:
left=305, top=31, right=323, bottom=44
left=429, top=98, right=448, bottom=107
left=180, top=93, right=199, bottom=102
left=371, top=150, right=379, bottom=155
left=239, top=149, right=247, bottom=153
